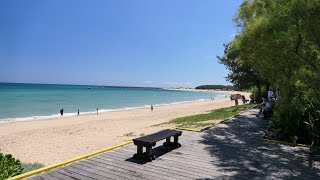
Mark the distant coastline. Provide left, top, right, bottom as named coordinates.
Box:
left=165, top=87, right=247, bottom=95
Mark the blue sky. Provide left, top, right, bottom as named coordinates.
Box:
left=0, top=0, right=241, bottom=88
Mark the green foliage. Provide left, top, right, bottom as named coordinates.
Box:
left=249, top=86, right=267, bottom=102
left=0, top=152, right=23, bottom=180
left=195, top=85, right=234, bottom=90
left=217, top=44, right=264, bottom=91
left=169, top=104, right=254, bottom=128
left=271, top=95, right=320, bottom=147
left=22, top=163, right=45, bottom=173
left=220, top=0, right=320, bottom=147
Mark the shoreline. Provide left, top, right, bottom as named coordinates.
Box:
left=0, top=88, right=235, bottom=124
left=1, top=96, right=222, bottom=124
left=0, top=90, right=250, bottom=166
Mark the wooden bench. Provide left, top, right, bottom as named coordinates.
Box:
left=133, top=129, right=182, bottom=161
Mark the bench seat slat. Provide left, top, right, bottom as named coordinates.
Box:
left=133, top=129, right=182, bottom=144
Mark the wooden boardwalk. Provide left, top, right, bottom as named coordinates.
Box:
left=27, top=109, right=320, bottom=179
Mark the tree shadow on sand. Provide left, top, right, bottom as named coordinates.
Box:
left=198, top=109, right=320, bottom=179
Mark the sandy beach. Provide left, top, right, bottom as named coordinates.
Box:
left=0, top=90, right=250, bottom=166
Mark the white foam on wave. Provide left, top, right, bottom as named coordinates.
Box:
left=0, top=95, right=226, bottom=123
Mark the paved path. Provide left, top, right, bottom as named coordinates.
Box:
left=27, top=109, right=320, bottom=179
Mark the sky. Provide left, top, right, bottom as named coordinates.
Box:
left=0, top=0, right=241, bottom=88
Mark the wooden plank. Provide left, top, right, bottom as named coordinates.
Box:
left=83, top=159, right=166, bottom=180
left=76, top=160, right=152, bottom=180
left=89, top=157, right=180, bottom=179
left=115, top=146, right=216, bottom=165
left=93, top=154, right=196, bottom=179
left=66, top=163, right=117, bottom=180
left=123, top=140, right=215, bottom=153
left=88, top=156, right=180, bottom=180
left=36, top=174, right=62, bottom=180
left=107, top=150, right=218, bottom=177
left=155, top=154, right=217, bottom=173
left=127, top=145, right=219, bottom=161
left=26, top=176, right=45, bottom=180
left=45, top=171, right=76, bottom=180
left=55, top=167, right=97, bottom=180
left=97, top=153, right=206, bottom=179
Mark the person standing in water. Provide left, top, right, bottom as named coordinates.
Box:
left=60, top=109, right=64, bottom=116
left=151, top=105, right=153, bottom=112
left=77, top=110, right=79, bottom=116
left=96, top=108, right=99, bottom=115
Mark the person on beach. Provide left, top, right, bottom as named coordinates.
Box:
left=151, top=105, right=153, bottom=111
left=257, top=96, right=272, bottom=117
left=97, top=108, right=99, bottom=115
left=268, top=89, right=274, bottom=100
left=77, top=110, right=79, bottom=115
left=60, top=109, right=64, bottom=116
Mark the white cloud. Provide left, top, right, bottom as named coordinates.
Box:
left=143, top=81, right=153, bottom=84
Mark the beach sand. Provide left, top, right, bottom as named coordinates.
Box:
left=0, top=90, right=250, bottom=166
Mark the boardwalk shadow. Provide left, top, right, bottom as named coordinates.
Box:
left=125, top=145, right=173, bottom=164
left=199, top=109, right=320, bottom=179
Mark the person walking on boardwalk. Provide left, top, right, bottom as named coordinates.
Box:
left=60, top=109, right=64, bottom=116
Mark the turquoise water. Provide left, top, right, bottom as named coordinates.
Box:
left=0, top=83, right=225, bottom=122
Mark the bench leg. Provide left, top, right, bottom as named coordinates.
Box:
left=146, top=145, right=155, bottom=161
left=163, top=136, right=181, bottom=148
left=174, top=136, right=181, bottom=148
left=166, top=137, right=171, bottom=143
left=137, top=145, right=143, bottom=155
left=133, top=145, right=144, bottom=159
left=133, top=144, right=155, bottom=161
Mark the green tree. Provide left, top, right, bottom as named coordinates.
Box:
left=217, top=43, right=267, bottom=100
left=220, top=0, right=320, bottom=146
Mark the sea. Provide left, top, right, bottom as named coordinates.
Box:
left=0, top=83, right=226, bottom=123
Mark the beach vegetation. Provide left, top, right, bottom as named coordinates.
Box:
left=0, top=152, right=23, bottom=179
left=195, top=85, right=234, bottom=90
left=219, top=0, right=320, bottom=147
left=169, top=104, right=254, bottom=129
left=22, top=163, right=45, bottom=173
left=123, top=132, right=135, bottom=137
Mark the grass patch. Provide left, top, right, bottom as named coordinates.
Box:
left=150, top=122, right=167, bottom=127
left=22, top=163, right=45, bottom=173
left=170, top=104, right=254, bottom=129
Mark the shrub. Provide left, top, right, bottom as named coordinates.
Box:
left=22, top=163, right=45, bottom=173
left=0, top=152, right=23, bottom=180
left=270, top=93, right=320, bottom=147
left=249, top=86, right=267, bottom=103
